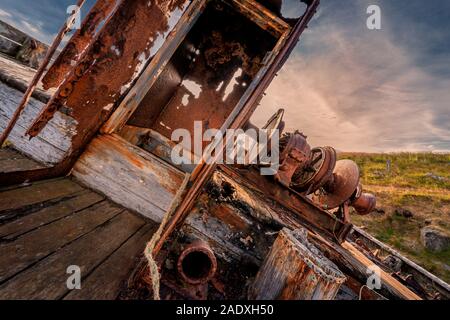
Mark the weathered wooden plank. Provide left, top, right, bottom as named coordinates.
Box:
left=249, top=228, right=346, bottom=300
left=0, top=178, right=84, bottom=212
left=0, top=147, right=44, bottom=172
left=72, top=134, right=185, bottom=222
left=0, top=211, right=145, bottom=299
left=227, top=0, right=290, bottom=37
left=0, top=147, right=19, bottom=160
left=137, top=127, right=199, bottom=173
left=0, top=190, right=104, bottom=240
left=0, top=81, right=76, bottom=165
left=0, top=157, right=44, bottom=172
left=64, top=222, right=156, bottom=300
left=351, top=227, right=450, bottom=299
left=117, top=125, right=152, bottom=146
left=341, top=242, right=422, bottom=300
left=0, top=200, right=122, bottom=283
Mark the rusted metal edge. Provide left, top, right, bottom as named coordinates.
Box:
left=152, top=0, right=321, bottom=255
left=26, top=0, right=125, bottom=139
left=225, top=0, right=291, bottom=37
left=0, top=0, right=87, bottom=147
left=42, top=0, right=120, bottom=90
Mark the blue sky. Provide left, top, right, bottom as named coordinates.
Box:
left=0, top=0, right=449, bottom=152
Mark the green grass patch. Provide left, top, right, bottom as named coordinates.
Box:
left=343, top=152, right=450, bottom=283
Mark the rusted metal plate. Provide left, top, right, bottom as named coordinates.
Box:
left=19, top=0, right=191, bottom=178
left=28, top=0, right=192, bottom=138
left=102, top=0, right=207, bottom=134
left=42, top=0, right=120, bottom=90
left=150, top=2, right=279, bottom=148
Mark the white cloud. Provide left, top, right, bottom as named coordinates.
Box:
left=0, top=9, right=12, bottom=18
left=251, top=4, right=450, bottom=153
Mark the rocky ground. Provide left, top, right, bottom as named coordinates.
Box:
left=339, top=152, right=450, bottom=283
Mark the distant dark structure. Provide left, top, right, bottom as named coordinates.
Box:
left=0, top=20, right=48, bottom=69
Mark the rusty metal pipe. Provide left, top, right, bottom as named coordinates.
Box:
left=351, top=192, right=377, bottom=215
left=177, top=240, right=217, bottom=285
left=0, top=0, right=86, bottom=147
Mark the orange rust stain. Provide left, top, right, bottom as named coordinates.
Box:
left=210, top=203, right=249, bottom=231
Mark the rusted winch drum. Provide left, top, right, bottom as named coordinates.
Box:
left=177, top=240, right=217, bottom=285
left=291, top=146, right=337, bottom=194
left=313, top=160, right=376, bottom=215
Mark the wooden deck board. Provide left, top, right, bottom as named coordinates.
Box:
left=64, top=223, right=156, bottom=300
left=0, top=147, right=45, bottom=173
left=0, top=178, right=155, bottom=299
left=0, top=190, right=104, bottom=240
left=0, top=212, right=146, bottom=300
left=0, top=200, right=123, bottom=283
left=0, top=178, right=84, bottom=212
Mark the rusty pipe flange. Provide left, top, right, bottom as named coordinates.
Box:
left=352, top=192, right=377, bottom=215
left=312, top=160, right=360, bottom=210
left=291, top=146, right=336, bottom=194
left=177, top=240, right=217, bottom=285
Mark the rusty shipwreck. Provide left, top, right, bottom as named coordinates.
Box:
left=0, top=0, right=449, bottom=300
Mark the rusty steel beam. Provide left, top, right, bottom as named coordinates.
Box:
left=220, top=165, right=353, bottom=243
left=42, top=0, right=120, bottom=90
left=0, top=0, right=86, bottom=147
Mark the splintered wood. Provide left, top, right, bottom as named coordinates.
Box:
left=249, top=228, right=346, bottom=300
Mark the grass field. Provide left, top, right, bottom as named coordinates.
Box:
left=338, top=152, right=450, bottom=283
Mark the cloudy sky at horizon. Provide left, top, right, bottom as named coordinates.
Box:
left=252, top=0, right=450, bottom=153
left=0, top=0, right=449, bottom=152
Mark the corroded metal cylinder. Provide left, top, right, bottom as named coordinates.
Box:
left=177, top=240, right=217, bottom=285
left=352, top=192, right=377, bottom=215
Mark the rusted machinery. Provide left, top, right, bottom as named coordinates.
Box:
left=272, top=115, right=376, bottom=222
left=2, top=0, right=447, bottom=301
